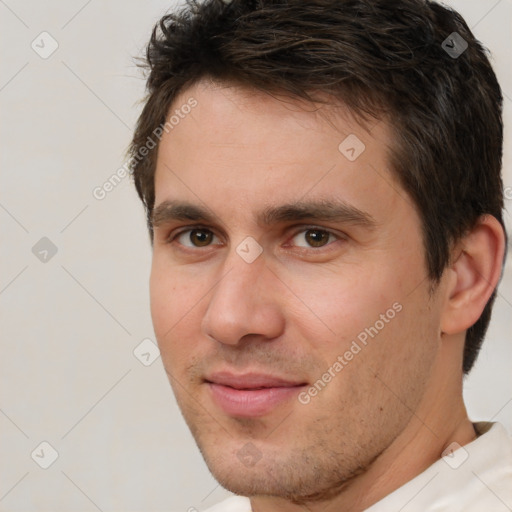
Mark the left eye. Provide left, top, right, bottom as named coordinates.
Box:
left=290, top=228, right=339, bottom=248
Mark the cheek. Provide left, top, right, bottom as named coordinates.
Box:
left=355, top=284, right=441, bottom=401
left=282, top=251, right=434, bottom=383
left=149, top=259, right=203, bottom=357
left=149, top=261, right=173, bottom=337
left=282, top=264, right=404, bottom=349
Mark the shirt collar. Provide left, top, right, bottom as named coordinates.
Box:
left=364, top=422, right=512, bottom=511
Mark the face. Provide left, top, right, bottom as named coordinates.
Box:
left=150, top=80, right=444, bottom=502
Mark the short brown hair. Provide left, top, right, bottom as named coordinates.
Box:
left=129, top=0, right=507, bottom=373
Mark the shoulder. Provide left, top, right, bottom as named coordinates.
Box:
left=366, top=422, right=512, bottom=511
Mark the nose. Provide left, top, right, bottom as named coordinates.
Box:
left=201, top=248, right=285, bottom=346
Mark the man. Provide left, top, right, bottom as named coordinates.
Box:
left=129, top=0, right=511, bottom=510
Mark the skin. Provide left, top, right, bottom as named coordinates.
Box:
left=149, top=79, right=505, bottom=511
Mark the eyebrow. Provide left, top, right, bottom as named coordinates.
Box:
left=151, top=199, right=377, bottom=230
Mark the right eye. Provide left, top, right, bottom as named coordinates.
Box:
left=169, top=228, right=221, bottom=248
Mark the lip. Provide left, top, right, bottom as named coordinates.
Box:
left=205, top=371, right=307, bottom=417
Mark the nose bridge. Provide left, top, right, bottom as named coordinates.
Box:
left=201, top=244, right=284, bottom=345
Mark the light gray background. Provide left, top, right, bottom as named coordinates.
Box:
left=0, top=1, right=511, bottom=511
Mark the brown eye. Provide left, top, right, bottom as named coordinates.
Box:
left=175, top=228, right=218, bottom=247
left=189, top=229, right=213, bottom=247
left=292, top=229, right=336, bottom=248
left=304, top=229, right=331, bottom=247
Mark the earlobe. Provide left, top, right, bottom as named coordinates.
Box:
left=440, top=215, right=505, bottom=335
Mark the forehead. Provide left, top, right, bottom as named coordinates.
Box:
left=169, top=78, right=382, bottom=145
left=153, top=79, right=408, bottom=228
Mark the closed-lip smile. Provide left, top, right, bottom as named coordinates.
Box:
left=205, top=371, right=308, bottom=417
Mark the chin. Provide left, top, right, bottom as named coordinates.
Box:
left=197, top=441, right=361, bottom=505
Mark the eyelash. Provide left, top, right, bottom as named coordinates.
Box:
left=166, top=225, right=344, bottom=252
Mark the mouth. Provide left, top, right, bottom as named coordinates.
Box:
left=204, top=371, right=308, bottom=417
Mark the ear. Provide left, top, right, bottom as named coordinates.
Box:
left=440, top=215, right=506, bottom=335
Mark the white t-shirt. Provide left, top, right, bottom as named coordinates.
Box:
left=203, top=422, right=512, bottom=511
